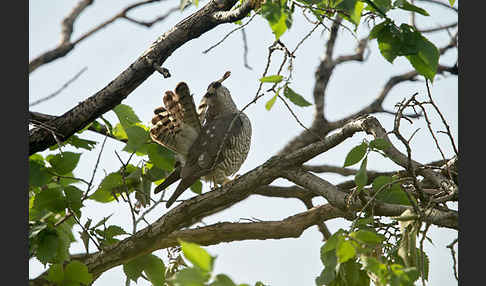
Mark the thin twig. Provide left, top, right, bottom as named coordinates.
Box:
left=86, top=136, right=108, bottom=198
left=70, top=208, right=102, bottom=250
left=446, top=238, right=459, bottom=281
left=424, top=80, right=458, bottom=155
left=419, top=223, right=431, bottom=285
left=30, top=68, right=88, bottom=107
left=202, top=12, right=258, bottom=54
left=393, top=94, right=425, bottom=210
left=241, top=28, right=252, bottom=70
left=277, top=94, right=323, bottom=141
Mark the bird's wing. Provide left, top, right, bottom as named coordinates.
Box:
left=175, top=82, right=202, bottom=133
left=165, top=112, right=244, bottom=207
left=183, top=112, right=243, bottom=178
left=150, top=83, right=200, bottom=156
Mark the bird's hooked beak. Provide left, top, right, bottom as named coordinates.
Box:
left=204, top=71, right=231, bottom=98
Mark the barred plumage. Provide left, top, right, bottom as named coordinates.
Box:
left=150, top=72, right=252, bottom=208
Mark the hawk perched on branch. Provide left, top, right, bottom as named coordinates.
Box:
left=150, top=72, right=252, bottom=208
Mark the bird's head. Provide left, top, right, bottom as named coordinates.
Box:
left=203, top=71, right=237, bottom=112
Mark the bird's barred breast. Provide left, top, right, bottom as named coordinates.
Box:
left=218, top=113, right=252, bottom=177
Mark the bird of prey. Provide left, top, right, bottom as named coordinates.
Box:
left=149, top=72, right=252, bottom=208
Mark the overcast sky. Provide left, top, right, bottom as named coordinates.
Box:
left=29, top=1, right=458, bottom=285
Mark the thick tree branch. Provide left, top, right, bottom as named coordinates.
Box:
left=28, top=111, right=125, bottom=143
left=30, top=204, right=345, bottom=285
left=61, top=0, right=94, bottom=44
left=281, top=168, right=458, bottom=229
left=29, top=0, right=253, bottom=155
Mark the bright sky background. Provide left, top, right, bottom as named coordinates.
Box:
left=29, top=0, right=458, bottom=285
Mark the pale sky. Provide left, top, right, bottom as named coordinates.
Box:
left=29, top=1, right=458, bottom=285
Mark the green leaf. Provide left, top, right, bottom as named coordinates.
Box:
left=29, top=159, right=52, bottom=187
left=416, top=248, right=429, bottom=280
left=403, top=267, right=420, bottom=283
left=362, top=256, right=387, bottom=284
left=64, top=186, right=84, bottom=216
left=90, top=172, right=124, bottom=202
left=145, top=163, right=167, bottom=182
left=99, top=116, right=114, bottom=134
left=46, top=152, right=81, bottom=175
left=343, top=142, right=368, bottom=167
left=376, top=181, right=411, bottom=205
left=321, top=229, right=345, bottom=254
left=449, top=0, right=455, bottom=6
left=144, top=255, right=166, bottom=286
left=104, top=225, right=127, bottom=238
left=321, top=249, right=338, bottom=268
left=405, top=34, right=439, bottom=81
left=64, top=261, right=93, bottom=285
left=113, top=104, right=142, bottom=129
left=265, top=94, right=278, bottom=110
left=37, top=233, right=60, bottom=263
left=210, top=274, right=237, bottom=286
left=397, top=24, right=421, bottom=55
left=316, top=265, right=336, bottom=285
left=259, top=75, right=283, bottom=83
left=30, top=153, right=45, bottom=165
left=350, top=1, right=364, bottom=26
left=66, top=135, right=97, bottom=151
left=123, top=124, right=149, bottom=153
left=261, top=0, right=281, bottom=22
left=365, top=0, right=392, bottom=14
left=113, top=123, right=128, bottom=140
left=283, top=86, right=312, bottom=107
left=34, top=187, right=67, bottom=213
left=58, top=172, right=81, bottom=186
left=350, top=229, right=385, bottom=245
left=336, top=240, right=356, bottom=263
left=369, top=138, right=391, bottom=151
left=270, top=11, right=288, bottom=39
left=190, top=180, right=203, bottom=195
left=29, top=222, right=48, bottom=239
left=123, top=255, right=147, bottom=282
left=372, top=175, right=392, bottom=192
left=336, top=0, right=364, bottom=26
left=54, top=220, right=76, bottom=263
left=93, top=214, right=114, bottom=229
left=339, top=259, right=367, bottom=286
left=369, top=21, right=388, bottom=39
left=376, top=24, right=402, bottom=63
left=394, top=0, right=429, bottom=16
left=354, top=156, right=368, bottom=190
left=179, top=240, right=213, bottom=272
left=173, top=267, right=211, bottom=286
left=47, top=264, right=64, bottom=284
left=260, top=0, right=293, bottom=39
left=147, top=144, right=175, bottom=171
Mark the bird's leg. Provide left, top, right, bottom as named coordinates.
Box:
left=220, top=175, right=240, bottom=188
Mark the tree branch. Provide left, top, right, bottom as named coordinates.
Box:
left=281, top=168, right=457, bottom=229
